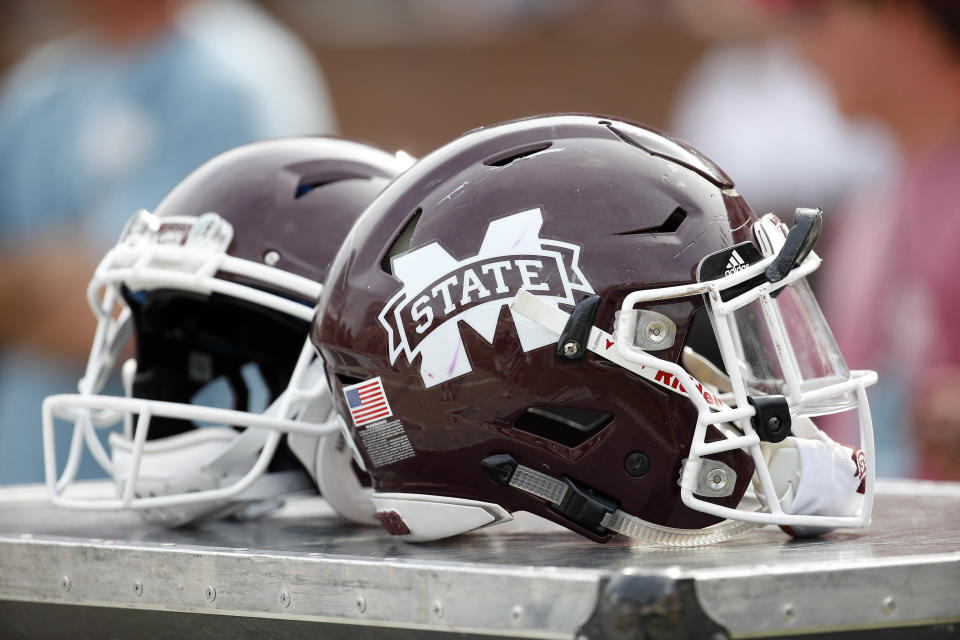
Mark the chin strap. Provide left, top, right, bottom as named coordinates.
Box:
left=494, top=434, right=863, bottom=545
left=758, top=426, right=867, bottom=537
left=484, top=455, right=758, bottom=546
left=600, top=510, right=759, bottom=547
left=110, top=426, right=315, bottom=527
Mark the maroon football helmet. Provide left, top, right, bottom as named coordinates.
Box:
left=43, top=137, right=404, bottom=526
left=312, top=115, right=877, bottom=545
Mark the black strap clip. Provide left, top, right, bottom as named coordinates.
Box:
left=556, top=295, right=601, bottom=361
left=481, top=454, right=519, bottom=486
left=765, top=207, right=823, bottom=283
left=747, top=395, right=792, bottom=442
left=550, top=476, right=619, bottom=536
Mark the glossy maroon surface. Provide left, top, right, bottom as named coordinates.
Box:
left=314, top=115, right=758, bottom=540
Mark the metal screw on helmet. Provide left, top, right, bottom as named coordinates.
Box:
left=629, top=309, right=677, bottom=351
left=708, top=468, right=729, bottom=492
left=646, top=321, right=667, bottom=344
left=625, top=452, right=650, bottom=477
left=563, top=342, right=579, bottom=357
left=263, top=250, right=280, bottom=266
left=684, top=459, right=736, bottom=497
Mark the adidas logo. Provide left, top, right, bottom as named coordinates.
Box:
left=723, top=250, right=748, bottom=276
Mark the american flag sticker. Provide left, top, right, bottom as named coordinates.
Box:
left=343, top=377, right=393, bottom=427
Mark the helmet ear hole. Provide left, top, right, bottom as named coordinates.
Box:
left=513, top=406, right=613, bottom=448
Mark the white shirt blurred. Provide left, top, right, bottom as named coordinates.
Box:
left=671, top=42, right=897, bottom=216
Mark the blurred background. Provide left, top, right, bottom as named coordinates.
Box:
left=1, top=0, right=958, bottom=484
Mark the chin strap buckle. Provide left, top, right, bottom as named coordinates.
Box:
left=481, top=454, right=617, bottom=535
left=481, top=454, right=759, bottom=545
left=548, top=476, right=619, bottom=535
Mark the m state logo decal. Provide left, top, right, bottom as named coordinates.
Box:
left=379, top=208, right=594, bottom=387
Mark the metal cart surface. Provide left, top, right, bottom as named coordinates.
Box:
left=1, top=479, right=958, bottom=639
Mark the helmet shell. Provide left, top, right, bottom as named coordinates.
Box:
left=313, top=116, right=756, bottom=540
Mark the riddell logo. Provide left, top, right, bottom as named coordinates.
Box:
left=724, top=250, right=749, bottom=276
left=379, top=209, right=594, bottom=387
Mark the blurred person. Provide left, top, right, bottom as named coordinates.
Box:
left=0, top=0, right=335, bottom=484
left=787, top=0, right=960, bottom=480
left=670, top=0, right=896, bottom=217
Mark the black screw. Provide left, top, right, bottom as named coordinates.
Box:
left=748, top=395, right=792, bottom=443
left=768, top=416, right=782, bottom=432
left=625, top=452, right=650, bottom=477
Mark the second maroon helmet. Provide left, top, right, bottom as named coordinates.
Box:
left=312, top=115, right=877, bottom=544
left=43, top=137, right=404, bottom=526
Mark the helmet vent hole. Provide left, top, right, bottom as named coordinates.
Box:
left=382, top=208, right=423, bottom=275
left=482, top=142, right=553, bottom=167
left=513, top=406, right=612, bottom=448
left=336, top=374, right=366, bottom=387
left=615, top=207, right=687, bottom=236
left=295, top=171, right=369, bottom=198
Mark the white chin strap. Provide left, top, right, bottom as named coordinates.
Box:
left=108, top=358, right=376, bottom=527
left=44, top=348, right=378, bottom=527
left=109, top=424, right=315, bottom=527
left=758, top=420, right=867, bottom=537
left=286, top=388, right=377, bottom=527
left=500, top=461, right=757, bottom=546
left=287, top=430, right=377, bottom=526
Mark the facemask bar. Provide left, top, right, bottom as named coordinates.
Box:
left=43, top=337, right=342, bottom=510
left=42, top=210, right=340, bottom=512
left=614, top=215, right=876, bottom=530
left=87, top=210, right=322, bottom=324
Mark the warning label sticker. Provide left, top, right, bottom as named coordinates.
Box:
left=358, top=419, right=416, bottom=468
